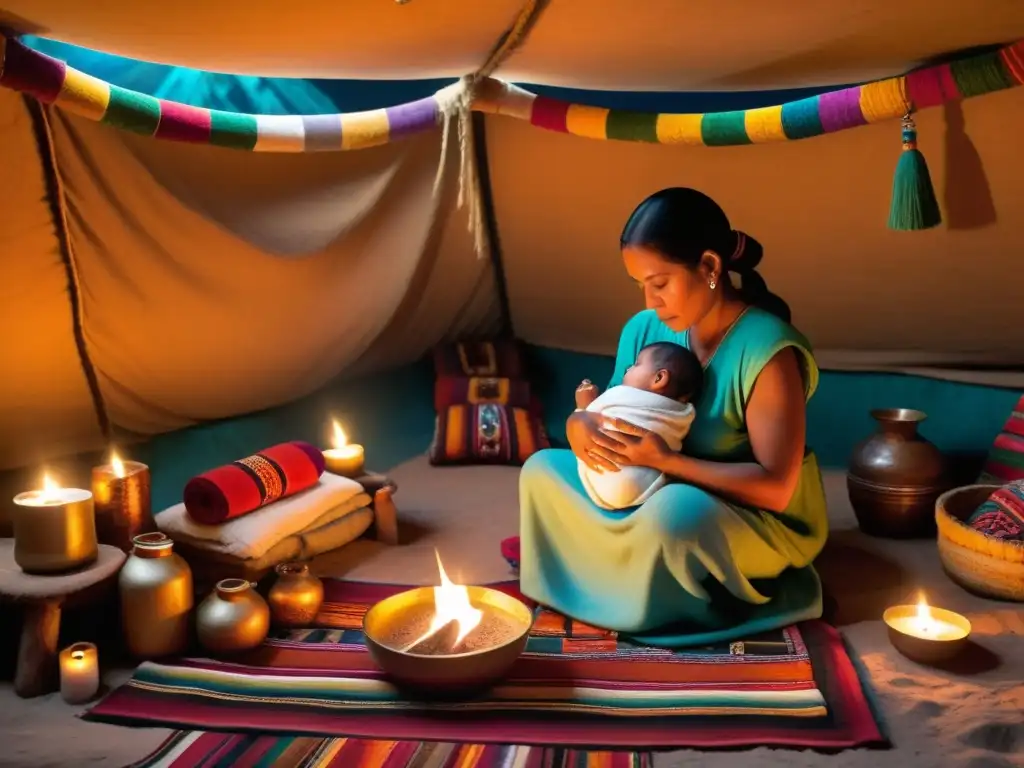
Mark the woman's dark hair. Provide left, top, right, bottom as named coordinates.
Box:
left=619, top=187, right=790, bottom=322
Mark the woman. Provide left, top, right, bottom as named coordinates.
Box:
left=518, top=187, right=828, bottom=648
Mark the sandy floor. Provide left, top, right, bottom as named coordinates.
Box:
left=1, top=456, right=1022, bottom=768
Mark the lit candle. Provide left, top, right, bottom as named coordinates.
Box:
left=59, top=642, right=99, bottom=704
left=92, top=450, right=156, bottom=552
left=323, top=420, right=365, bottom=478
left=12, top=474, right=98, bottom=574
left=883, top=592, right=972, bottom=664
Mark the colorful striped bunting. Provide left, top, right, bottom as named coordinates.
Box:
left=0, top=36, right=442, bottom=151
left=0, top=34, right=1021, bottom=152
left=482, top=41, right=1024, bottom=146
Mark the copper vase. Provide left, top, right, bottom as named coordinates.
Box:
left=268, top=562, right=324, bottom=628
left=196, top=579, right=270, bottom=654
left=847, top=408, right=950, bottom=538
left=119, top=532, right=194, bottom=658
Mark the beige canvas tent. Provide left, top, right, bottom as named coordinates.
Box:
left=0, top=0, right=1023, bottom=483
left=0, top=4, right=1023, bottom=764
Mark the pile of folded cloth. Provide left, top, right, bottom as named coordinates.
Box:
left=155, top=441, right=374, bottom=584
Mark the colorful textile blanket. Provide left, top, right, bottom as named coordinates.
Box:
left=968, top=480, right=1024, bottom=540
left=129, top=732, right=650, bottom=768
left=182, top=441, right=326, bottom=524
left=86, top=580, right=887, bottom=751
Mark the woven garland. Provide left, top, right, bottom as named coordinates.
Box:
left=0, top=34, right=1020, bottom=153
left=0, top=36, right=448, bottom=151
left=475, top=41, right=1024, bottom=146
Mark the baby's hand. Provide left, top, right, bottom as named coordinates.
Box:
left=575, top=379, right=599, bottom=409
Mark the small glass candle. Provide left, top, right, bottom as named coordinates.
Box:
left=59, top=642, right=99, bottom=704
left=92, top=451, right=157, bottom=552
left=323, top=420, right=365, bottom=477
left=12, top=474, right=98, bottom=574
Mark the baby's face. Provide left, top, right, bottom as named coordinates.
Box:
left=622, top=349, right=663, bottom=392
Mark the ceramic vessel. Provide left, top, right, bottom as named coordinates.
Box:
left=268, top=562, right=324, bottom=628
left=847, top=408, right=949, bottom=538
left=196, top=578, right=270, bottom=653
left=119, top=532, right=194, bottom=658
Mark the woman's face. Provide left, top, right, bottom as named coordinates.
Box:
left=622, top=245, right=716, bottom=332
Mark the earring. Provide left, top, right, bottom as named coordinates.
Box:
left=708, top=276, right=717, bottom=290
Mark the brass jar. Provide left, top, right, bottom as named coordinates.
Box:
left=119, top=532, right=194, bottom=658
left=196, top=579, right=270, bottom=654
left=268, top=562, right=324, bottom=628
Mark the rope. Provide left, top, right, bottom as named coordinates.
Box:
left=433, top=0, right=551, bottom=259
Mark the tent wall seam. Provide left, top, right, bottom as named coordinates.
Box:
left=23, top=95, right=113, bottom=446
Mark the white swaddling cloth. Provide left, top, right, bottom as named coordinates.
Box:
left=578, top=385, right=695, bottom=510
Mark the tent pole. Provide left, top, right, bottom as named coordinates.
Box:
left=22, top=96, right=113, bottom=445
left=471, top=111, right=515, bottom=340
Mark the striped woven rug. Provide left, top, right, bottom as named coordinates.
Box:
left=130, top=732, right=649, bottom=768
left=86, top=579, right=887, bottom=751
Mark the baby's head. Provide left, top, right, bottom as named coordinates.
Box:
left=622, top=342, right=703, bottom=402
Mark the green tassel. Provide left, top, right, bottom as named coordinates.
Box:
left=887, top=115, right=942, bottom=231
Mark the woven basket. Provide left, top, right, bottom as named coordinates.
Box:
left=935, top=484, right=1024, bottom=602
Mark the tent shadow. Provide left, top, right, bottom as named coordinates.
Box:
left=816, top=532, right=909, bottom=627
left=942, top=100, right=997, bottom=230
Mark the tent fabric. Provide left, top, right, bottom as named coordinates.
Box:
left=2, top=1, right=1022, bottom=90
left=488, top=84, right=1024, bottom=380
left=0, top=90, right=107, bottom=470
left=0, top=91, right=498, bottom=470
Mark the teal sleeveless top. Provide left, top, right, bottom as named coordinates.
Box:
left=607, top=307, right=828, bottom=562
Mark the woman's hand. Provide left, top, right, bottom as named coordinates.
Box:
left=566, top=411, right=629, bottom=473
left=598, top=418, right=672, bottom=472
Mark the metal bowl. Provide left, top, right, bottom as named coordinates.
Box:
left=362, top=585, right=533, bottom=695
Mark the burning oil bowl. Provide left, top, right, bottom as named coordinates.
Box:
left=363, top=585, right=533, bottom=695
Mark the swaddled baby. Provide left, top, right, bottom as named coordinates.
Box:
left=576, top=342, right=702, bottom=510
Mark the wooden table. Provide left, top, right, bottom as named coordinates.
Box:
left=0, top=539, right=126, bottom=697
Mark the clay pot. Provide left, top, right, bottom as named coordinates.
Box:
left=196, top=579, right=270, bottom=654
left=119, top=532, right=193, bottom=658
left=268, top=562, right=324, bottom=628
left=847, top=408, right=950, bottom=538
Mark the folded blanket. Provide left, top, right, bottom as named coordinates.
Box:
left=183, top=441, right=326, bottom=524
left=578, top=385, right=695, bottom=510
left=173, top=506, right=375, bottom=584
left=158, top=472, right=368, bottom=559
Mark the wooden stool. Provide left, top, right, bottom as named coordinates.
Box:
left=0, top=539, right=126, bottom=697
left=356, top=473, right=400, bottom=546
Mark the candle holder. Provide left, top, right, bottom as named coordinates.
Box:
left=883, top=603, right=972, bottom=664
left=92, top=458, right=157, bottom=552
left=59, top=642, right=99, bottom=704
left=12, top=481, right=98, bottom=574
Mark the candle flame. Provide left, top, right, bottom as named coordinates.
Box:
left=916, top=593, right=931, bottom=622
left=404, top=550, right=483, bottom=653
left=331, top=420, right=348, bottom=450
left=39, top=473, right=60, bottom=503
left=110, top=451, right=126, bottom=479
left=71, top=650, right=85, bottom=661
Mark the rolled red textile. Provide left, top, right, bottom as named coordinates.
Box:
left=183, top=441, right=326, bottom=525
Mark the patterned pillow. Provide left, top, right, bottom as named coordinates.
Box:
left=434, top=375, right=534, bottom=414
left=966, top=480, right=1024, bottom=541
left=432, top=340, right=526, bottom=379
left=978, top=394, right=1024, bottom=483
left=429, top=403, right=550, bottom=466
